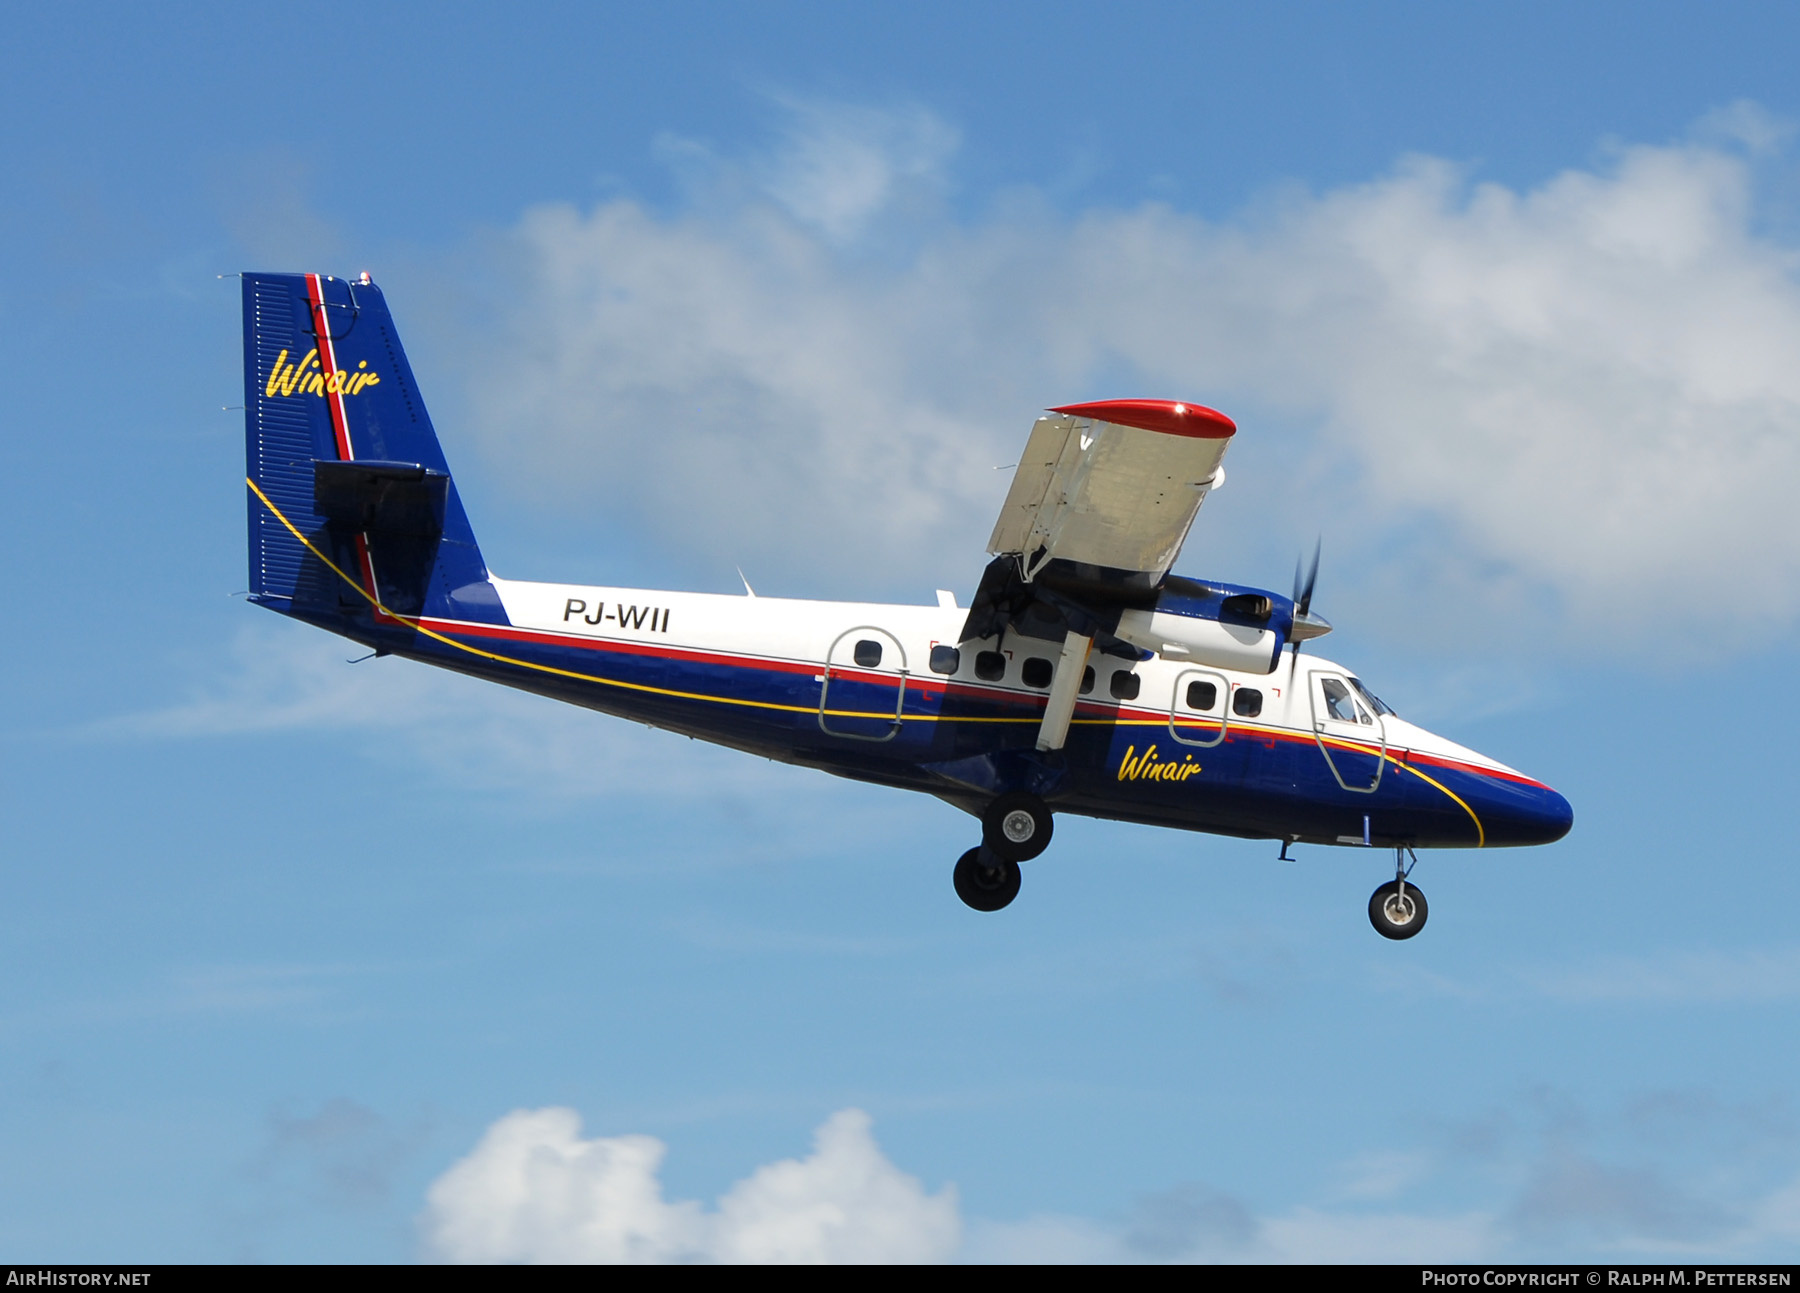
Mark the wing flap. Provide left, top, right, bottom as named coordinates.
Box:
left=987, top=400, right=1235, bottom=582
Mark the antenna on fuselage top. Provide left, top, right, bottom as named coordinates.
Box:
left=737, top=567, right=757, bottom=598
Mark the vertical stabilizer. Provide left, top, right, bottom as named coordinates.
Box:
left=241, top=272, right=505, bottom=626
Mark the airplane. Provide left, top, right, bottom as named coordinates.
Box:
left=236, top=271, right=1572, bottom=939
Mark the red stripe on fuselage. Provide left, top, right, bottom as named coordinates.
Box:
left=408, top=613, right=1552, bottom=791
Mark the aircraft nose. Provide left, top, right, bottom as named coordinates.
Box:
left=1530, top=785, right=1574, bottom=844
left=1482, top=778, right=1574, bottom=847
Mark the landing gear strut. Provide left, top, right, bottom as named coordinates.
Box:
left=954, top=792, right=1052, bottom=911
left=954, top=847, right=1021, bottom=912
left=1368, top=847, right=1427, bottom=940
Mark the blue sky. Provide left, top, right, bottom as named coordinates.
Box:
left=5, top=0, right=1800, bottom=1263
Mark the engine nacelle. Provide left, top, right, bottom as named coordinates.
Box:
left=1112, top=578, right=1298, bottom=675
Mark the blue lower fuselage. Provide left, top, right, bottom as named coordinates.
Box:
left=290, top=603, right=1573, bottom=854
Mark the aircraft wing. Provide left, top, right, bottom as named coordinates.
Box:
left=987, top=399, right=1235, bottom=584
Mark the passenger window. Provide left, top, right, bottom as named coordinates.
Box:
left=853, top=639, right=883, bottom=668
left=1021, top=657, right=1053, bottom=689
left=975, top=651, right=1006, bottom=682
left=929, top=644, right=960, bottom=675
left=1079, top=666, right=1095, bottom=695
left=1233, top=687, right=1263, bottom=718
left=1110, top=671, right=1140, bottom=701
left=1185, top=680, right=1217, bottom=711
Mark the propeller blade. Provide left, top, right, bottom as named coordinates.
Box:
left=1288, top=538, right=1322, bottom=691
left=1294, top=538, right=1321, bottom=619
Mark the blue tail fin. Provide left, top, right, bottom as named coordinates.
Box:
left=242, top=272, right=506, bottom=627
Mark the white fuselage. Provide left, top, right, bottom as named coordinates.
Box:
left=489, top=576, right=1516, bottom=778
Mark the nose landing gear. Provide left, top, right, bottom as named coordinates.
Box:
left=1369, top=847, right=1427, bottom=940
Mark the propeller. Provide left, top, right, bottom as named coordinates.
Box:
left=1286, top=538, right=1330, bottom=688
left=1293, top=538, right=1320, bottom=622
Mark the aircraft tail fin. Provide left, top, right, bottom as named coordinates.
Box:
left=241, top=272, right=506, bottom=627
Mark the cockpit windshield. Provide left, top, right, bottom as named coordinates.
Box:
left=1348, top=677, right=1396, bottom=717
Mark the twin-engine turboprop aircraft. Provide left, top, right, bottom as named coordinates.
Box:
left=238, top=272, right=1572, bottom=938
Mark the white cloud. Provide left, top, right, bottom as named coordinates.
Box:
left=970, top=1130, right=1800, bottom=1263
left=1374, top=944, right=1800, bottom=1005
left=709, top=1109, right=961, bottom=1263
left=422, top=1109, right=705, bottom=1263
left=1329, top=1149, right=1437, bottom=1203
left=1256, top=1206, right=1501, bottom=1263
left=959, top=1213, right=1132, bottom=1263
left=424, top=1096, right=1800, bottom=1263
left=1523, top=946, right=1800, bottom=1004
left=752, top=96, right=958, bottom=242
left=965, top=1199, right=1501, bottom=1264
left=241, top=1098, right=428, bottom=1217
left=99, top=623, right=808, bottom=806
left=1692, top=100, right=1795, bottom=155
left=101, top=624, right=449, bottom=739
left=421, top=1107, right=959, bottom=1264
left=1748, top=1174, right=1800, bottom=1243
left=454, top=102, right=1800, bottom=661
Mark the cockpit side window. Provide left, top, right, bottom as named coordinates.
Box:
left=1317, top=677, right=1368, bottom=727
left=1320, top=677, right=1368, bottom=724
left=1348, top=677, right=1395, bottom=717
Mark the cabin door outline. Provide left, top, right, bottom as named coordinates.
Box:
left=820, top=626, right=908, bottom=741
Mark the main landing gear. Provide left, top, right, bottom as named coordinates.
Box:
left=954, top=792, right=1053, bottom=912
left=982, top=791, right=1053, bottom=862
left=1369, top=847, right=1427, bottom=940
left=954, top=847, right=1021, bottom=912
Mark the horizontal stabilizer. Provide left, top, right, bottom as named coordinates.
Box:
left=313, top=459, right=447, bottom=538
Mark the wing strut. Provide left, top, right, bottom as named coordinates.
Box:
left=1035, top=633, right=1093, bottom=752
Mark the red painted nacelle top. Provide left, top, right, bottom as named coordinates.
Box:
left=1049, top=399, right=1236, bottom=439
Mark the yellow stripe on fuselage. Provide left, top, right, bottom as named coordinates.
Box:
left=247, top=478, right=1486, bottom=843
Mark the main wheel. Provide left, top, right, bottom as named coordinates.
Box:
left=981, top=792, right=1053, bottom=862
left=954, top=847, right=1022, bottom=912
left=1369, top=879, right=1428, bottom=940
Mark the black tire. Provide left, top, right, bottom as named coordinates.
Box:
left=954, top=847, right=1022, bottom=912
left=981, top=792, right=1054, bottom=862
left=1369, top=879, right=1428, bottom=940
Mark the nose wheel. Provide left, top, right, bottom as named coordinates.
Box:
left=1369, top=847, right=1427, bottom=939
left=954, top=847, right=1022, bottom=912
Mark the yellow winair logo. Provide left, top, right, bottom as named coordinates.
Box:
left=1117, top=743, right=1201, bottom=782
left=264, top=348, right=382, bottom=398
